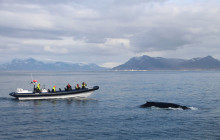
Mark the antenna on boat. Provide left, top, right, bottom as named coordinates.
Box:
left=31, top=73, right=33, bottom=81
left=30, top=73, right=37, bottom=84
left=30, top=73, right=38, bottom=92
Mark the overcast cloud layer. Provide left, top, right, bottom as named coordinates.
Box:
left=0, top=0, right=220, bottom=67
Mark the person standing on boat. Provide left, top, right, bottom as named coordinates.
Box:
left=75, top=84, right=80, bottom=90
left=36, top=83, right=40, bottom=92
left=82, top=82, right=87, bottom=89
left=66, top=83, right=71, bottom=91
left=52, top=85, right=56, bottom=92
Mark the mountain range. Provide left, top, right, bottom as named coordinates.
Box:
left=0, top=58, right=107, bottom=71
left=1, top=55, right=220, bottom=71
left=113, top=55, right=220, bottom=70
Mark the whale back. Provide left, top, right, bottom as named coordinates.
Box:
left=140, top=101, right=189, bottom=110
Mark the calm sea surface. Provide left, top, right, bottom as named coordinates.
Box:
left=0, top=71, right=220, bottom=140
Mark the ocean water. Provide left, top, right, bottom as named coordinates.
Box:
left=0, top=71, right=220, bottom=140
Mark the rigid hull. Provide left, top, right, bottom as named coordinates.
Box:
left=9, top=86, right=99, bottom=100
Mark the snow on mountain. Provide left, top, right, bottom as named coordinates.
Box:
left=0, top=58, right=108, bottom=71
left=113, top=55, right=220, bottom=70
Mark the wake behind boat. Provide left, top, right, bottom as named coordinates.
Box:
left=9, top=80, right=99, bottom=100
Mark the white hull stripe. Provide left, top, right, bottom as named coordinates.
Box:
left=18, top=91, right=93, bottom=100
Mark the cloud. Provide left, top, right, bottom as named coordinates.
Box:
left=127, top=1, right=220, bottom=52
left=0, top=0, right=220, bottom=67
left=102, top=38, right=130, bottom=49
left=130, top=27, right=192, bottom=52
left=44, top=46, right=68, bottom=54
left=0, top=4, right=54, bottom=30
left=100, top=62, right=122, bottom=68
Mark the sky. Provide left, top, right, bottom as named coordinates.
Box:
left=0, top=0, right=220, bottom=68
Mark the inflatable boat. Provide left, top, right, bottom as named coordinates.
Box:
left=9, top=80, right=99, bottom=100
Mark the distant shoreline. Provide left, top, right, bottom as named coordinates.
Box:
left=1, top=69, right=220, bottom=72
